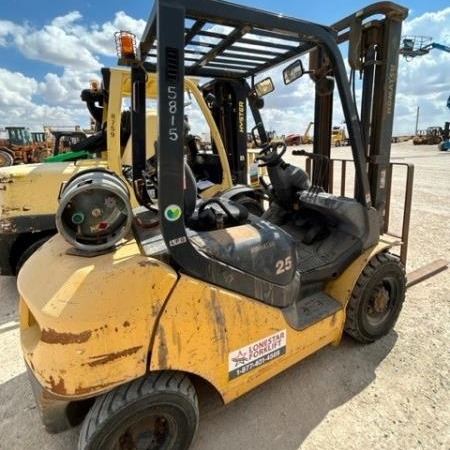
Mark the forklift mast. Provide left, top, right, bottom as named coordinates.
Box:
left=201, top=78, right=268, bottom=185
left=312, top=5, right=406, bottom=229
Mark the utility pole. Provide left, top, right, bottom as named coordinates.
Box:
left=415, top=106, right=420, bottom=134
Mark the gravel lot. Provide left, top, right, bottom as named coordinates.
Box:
left=0, top=142, right=449, bottom=450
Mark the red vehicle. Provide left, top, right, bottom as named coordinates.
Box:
left=285, top=133, right=302, bottom=146
left=284, top=122, right=314, bottom=146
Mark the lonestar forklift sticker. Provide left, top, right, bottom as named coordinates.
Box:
left=228, top=330, right=287, bottom=379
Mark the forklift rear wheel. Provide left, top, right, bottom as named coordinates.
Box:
left=344, top=252, right=405, bottom=344
left=78, top=371, right=199, bottom=450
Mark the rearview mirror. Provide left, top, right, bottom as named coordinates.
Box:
left=204, top=92, right=218, bottom=108
left=283, top=59, right=305, bottom=85
left=254, top=77, right=274, bottom=97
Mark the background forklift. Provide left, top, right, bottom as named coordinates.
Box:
left=0, top=63, right=266, bottom=275
left=18, top=1, right=446, bottom=449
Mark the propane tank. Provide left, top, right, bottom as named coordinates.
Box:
left=56, top=169, right=133, bottom=252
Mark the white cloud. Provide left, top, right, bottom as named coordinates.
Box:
left=0, top=20, right=21, bottom=46
left=403, top=7, right=450, bottom=38
left=0, top=68, right=38, bottom=108
left=15, top=14, right=101, bottom=71
left=0, top=67, right=95, bottom=130
left=38, top=68, right=100, bottom=105
left=51, top=11, right=83, bottom=29
left=0, top=10, right=143, bottom=130
left=79, top=12, right=146, bottom=58
left=0, top=10, right=145, bottom=71
left=396, top=7, right=450, bottom=133
left=38, top=73, right=69, bottom=103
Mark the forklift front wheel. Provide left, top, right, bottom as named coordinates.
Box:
left=344, top=252, right=406, bottom=344
left=78, top=371, right=199, bottom=450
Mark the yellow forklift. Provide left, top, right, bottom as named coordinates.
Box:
left=0, top=63, right=267, bottom=275
left=19, top=1, right=445, bottom=449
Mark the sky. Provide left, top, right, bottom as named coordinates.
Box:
left=0, top=0, right=449, bottom=136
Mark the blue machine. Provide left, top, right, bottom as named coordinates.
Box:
left=439, top=96, right=450, bottom=151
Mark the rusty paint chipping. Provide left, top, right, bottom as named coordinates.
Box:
left=157, top=326, right=168, bottom=368
left=150, top=303, right=159, bottom=317
left=74, top=380, right=119, bottom=396
left=138, top=260, right=159, bottom=267
left=48, top=375, right=66, bottom=395
left=41, top=328, right=92, bottom=345
left=85, top=345, right=142, bottom=367
left=1, top=206, right=21, bottom=213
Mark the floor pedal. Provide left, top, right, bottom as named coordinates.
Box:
left=283, top=292, right=342, bottom=330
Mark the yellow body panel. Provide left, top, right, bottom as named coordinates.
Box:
left=325, top=235, right=400, bottom=307
left=18, top=234, right=178, bottom=398
left=18, top=230, right=396, bottom=402
left=150, top=239, right=397, bottom=403
left=150, top=275, right=343, bottom=403
left=0, top=160, right=105, bottom=222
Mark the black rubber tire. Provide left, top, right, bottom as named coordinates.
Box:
left=344, top=252, right=406, bottom=344
left=78, top=371, right=199, bottom=450
left=0, top=149, right=14, bottom=167
left=335, top=140, right=341, bottom=147
left=14, top=235, right=53, bottom=275
left=35, top=147, right=50, bottom=162
left=234, top=195, right=264, bottom=216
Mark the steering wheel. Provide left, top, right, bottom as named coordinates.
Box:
left=255, top=141, right=287, bottom=167
left=198, top=198, right=238, bottom=223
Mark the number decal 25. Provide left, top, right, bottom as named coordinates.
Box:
left=275, top=256, right=292, bottom=275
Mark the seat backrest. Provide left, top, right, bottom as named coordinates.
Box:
left=184, top=162, right=198, bottom=219
left=190, top=220, right=297, bottom=289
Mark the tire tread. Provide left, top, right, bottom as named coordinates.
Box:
left=78, top=371, right=198, bottom=450
left=344, top=252, right=405, bottom=344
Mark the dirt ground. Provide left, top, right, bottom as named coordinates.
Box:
left=0, top=142, right=449, bottom=450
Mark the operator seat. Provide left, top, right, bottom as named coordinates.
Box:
left=184, top=164, right=298, bottom=289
